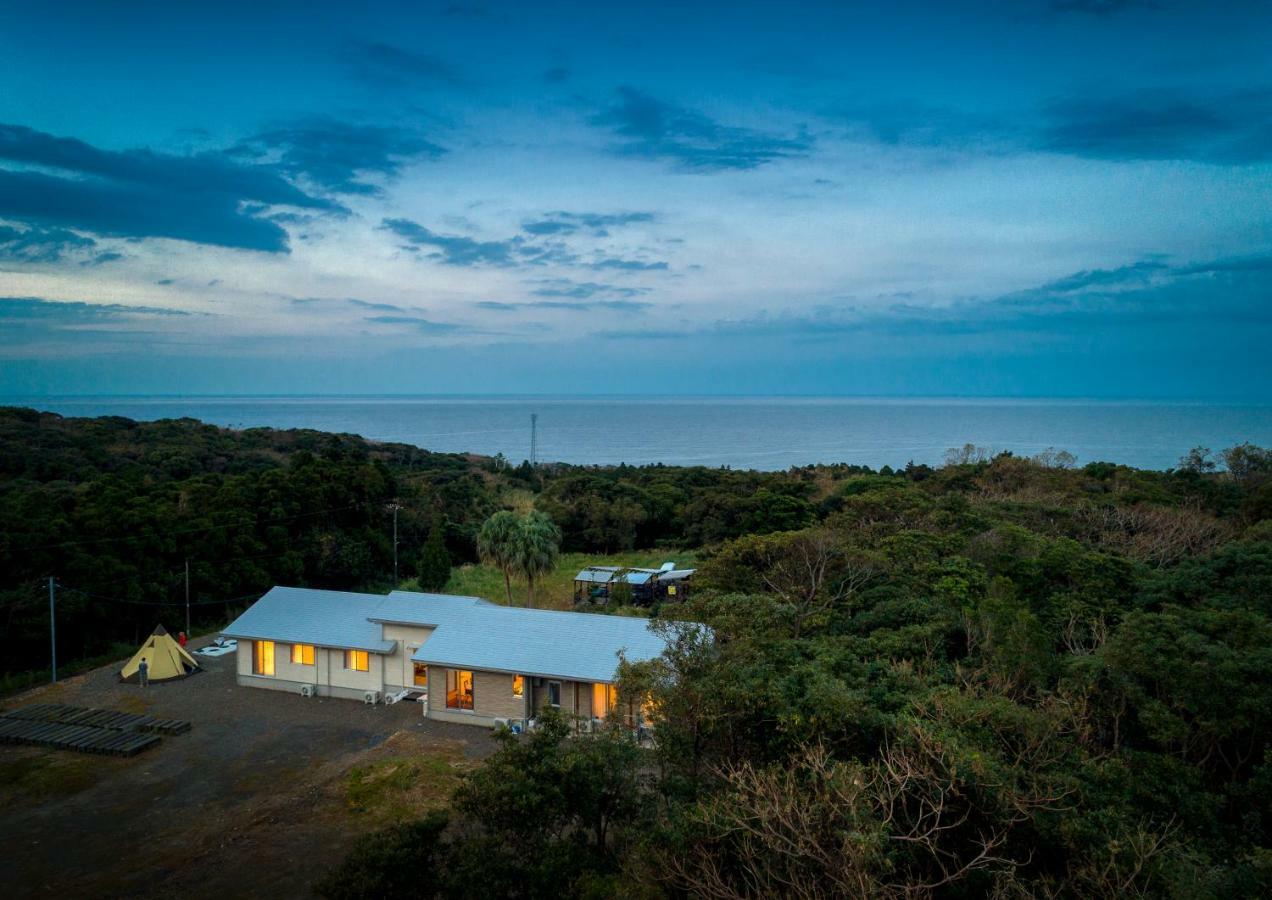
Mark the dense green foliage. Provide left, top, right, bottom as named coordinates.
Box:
left=5, top=406, right=1272, bottom=896
left=417, top=514, right=453, bottom=591
left=343, top=447, right=1268, bottom=897
left=318, top=711, right=647, bottom=900
left=0, top=407, right=840, bottom=679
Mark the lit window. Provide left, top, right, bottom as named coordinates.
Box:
left=291, top=644, right=315, bottom=665
left=413, top=663, right=428, bottom=687
left=592, top=682, right=618, bottom=719
left=511, top=674, right=524, bottom=697
left=253, top=640, right=275, bottom=676
left=547, top=680, right=561, bottom=708
left=345, top=649, right=369, bottom=672
left=447, top=670, right=474, bottom=710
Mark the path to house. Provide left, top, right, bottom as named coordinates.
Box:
left=0, top=641, right=496, bottom=899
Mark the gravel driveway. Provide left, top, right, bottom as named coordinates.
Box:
left=0, top=640, right=495, bottom=899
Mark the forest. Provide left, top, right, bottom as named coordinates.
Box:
left=3, top=407, right=1271, bottom=896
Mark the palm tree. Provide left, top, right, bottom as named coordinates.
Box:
left=516, top=510, right=560, bottom=608
left=477, top=510, right=522, bottom=605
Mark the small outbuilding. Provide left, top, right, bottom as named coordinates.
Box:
left=573, top=562, right=695, bottom=605
left=120, top=624, right=201, bottom=683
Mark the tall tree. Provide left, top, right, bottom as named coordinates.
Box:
left=477, top=510, right=522, bottom=605
left=417, top=514, right=451, bottom=591
left=517, top=509, right=561, bottom=608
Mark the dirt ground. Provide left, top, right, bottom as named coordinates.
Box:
left=0, top=640, right=497, bottom=899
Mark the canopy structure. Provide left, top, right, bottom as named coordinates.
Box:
left=120, top=625, right=201, bottom=683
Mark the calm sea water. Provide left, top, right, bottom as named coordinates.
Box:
left=9, top=396, right=1272, bottom=472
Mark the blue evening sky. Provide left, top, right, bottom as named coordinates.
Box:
left=1, top=0, right=1269, bottom=398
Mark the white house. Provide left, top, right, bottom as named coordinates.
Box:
left=221, top=586, right=675, bottom=728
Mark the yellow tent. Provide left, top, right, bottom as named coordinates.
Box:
left=120, top=625, right=201, bottom=683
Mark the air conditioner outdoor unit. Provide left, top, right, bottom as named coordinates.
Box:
left=363, top=691, right=380, bottom=705
left=299, top=684, right=316, bottom=698
left=578, top=718, right=593, bottom=734
left=493, top=717, right=510, bottom=730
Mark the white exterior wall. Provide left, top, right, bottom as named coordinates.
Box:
left=381, top=623, right=434, bottom=691
left=235, top=639, right=389, bottom=700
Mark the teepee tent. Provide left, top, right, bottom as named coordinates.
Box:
left=120, top=625, right=201, bottom=683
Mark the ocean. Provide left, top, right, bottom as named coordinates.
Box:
left=9, top=396, right=1272, bottom=472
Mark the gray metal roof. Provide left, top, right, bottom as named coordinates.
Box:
left=222, top=586, right=397, bottom=653
left=659, top=569, right=695, bottom=581
left=224, top=585, right=682, bottom=683
left=573, top=567, right=655, bottom=585
left=412, top=605, right=673, bottom=682
left=370, top=590, right=494, bottom=626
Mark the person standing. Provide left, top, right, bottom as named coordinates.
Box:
left=138, top=657, right=149, bottom=688
left=178, top=631, right=187, bottom=648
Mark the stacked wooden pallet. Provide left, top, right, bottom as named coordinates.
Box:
left=0, top=703, right=192, bottom=757
left=0, top=716, right=160, bottom=757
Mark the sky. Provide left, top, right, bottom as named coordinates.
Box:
left=1, top=0, right=1270, bottom=398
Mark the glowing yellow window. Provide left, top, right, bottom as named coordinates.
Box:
left=291, top=644, right=315, bottom=665
left=511, top=674, right=524, bottom=697
left=447, top=670, right=474, bottom=710
left=253, top=640, right=275, bottom=676
left=413, top=663, right=428, bottom=687
left=592, top=682, right=619, bottom=719
left=345, top=649, right=369, bottom=672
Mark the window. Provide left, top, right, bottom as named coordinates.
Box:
left=413, top=663, right=428, bottom=688
left=511, top=674, right=524, bottom=698
left=447, top=670, right=474, bottom=710
left=253, top=640, right=275, bottom=676
left=547, top=680, right=561, bottom=708
left=592, top=682, right=618, bottom=719
left=291, top=643, right=315, bottom=665
left=345, top=649, right=369, bottom=672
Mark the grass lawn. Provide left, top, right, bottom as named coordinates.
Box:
left=402, top=550, right=698, bottom=611
left=343, top=745, right=475, bottom=825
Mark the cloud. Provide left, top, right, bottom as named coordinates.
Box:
left=0, top=296, right=194, bottom=350
left=530, top=280, right=648, bottom=299
left=549, top=299, right=652, bottom=312
left=340, top=40, right=465, bottom=88
left=830, top=100, right=1014, bottom=150
left=521, top=211, right=654, bottom=237
left=595, top=251, right=1272, bottom=342
left=1037, top=89, right=1272, bottom=164
left=829, top=87, right=1272, bottom=166
left=589, top=87, right=813, bottom=171
left=1036, top=260, right=1168, bottom=293
left=363, top=314, right=475, bottom=334
left=0, top=223, right=97, bottom=263
left=0, top=296, right=192, bottom=320
left=233, top=118, right=444, bottom=195
left=588, top=257, right=668, bottom=271
left=0, top=123, right=339, bottom=252
left=347, top=298, right=408, bottom=312
left=382, top=218, right=519, bottom=266
left=475, top=298, right=653, bottom=314
left=382, top=218, right=670, bottom=272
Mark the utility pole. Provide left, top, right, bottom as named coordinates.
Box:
left=185, top=558, right=191, bottom=637
left=530, top=413, right=538, bottom=467
left=48, top=576, right=56, bottom=683
left=386, top=501, right=403, bottom=584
